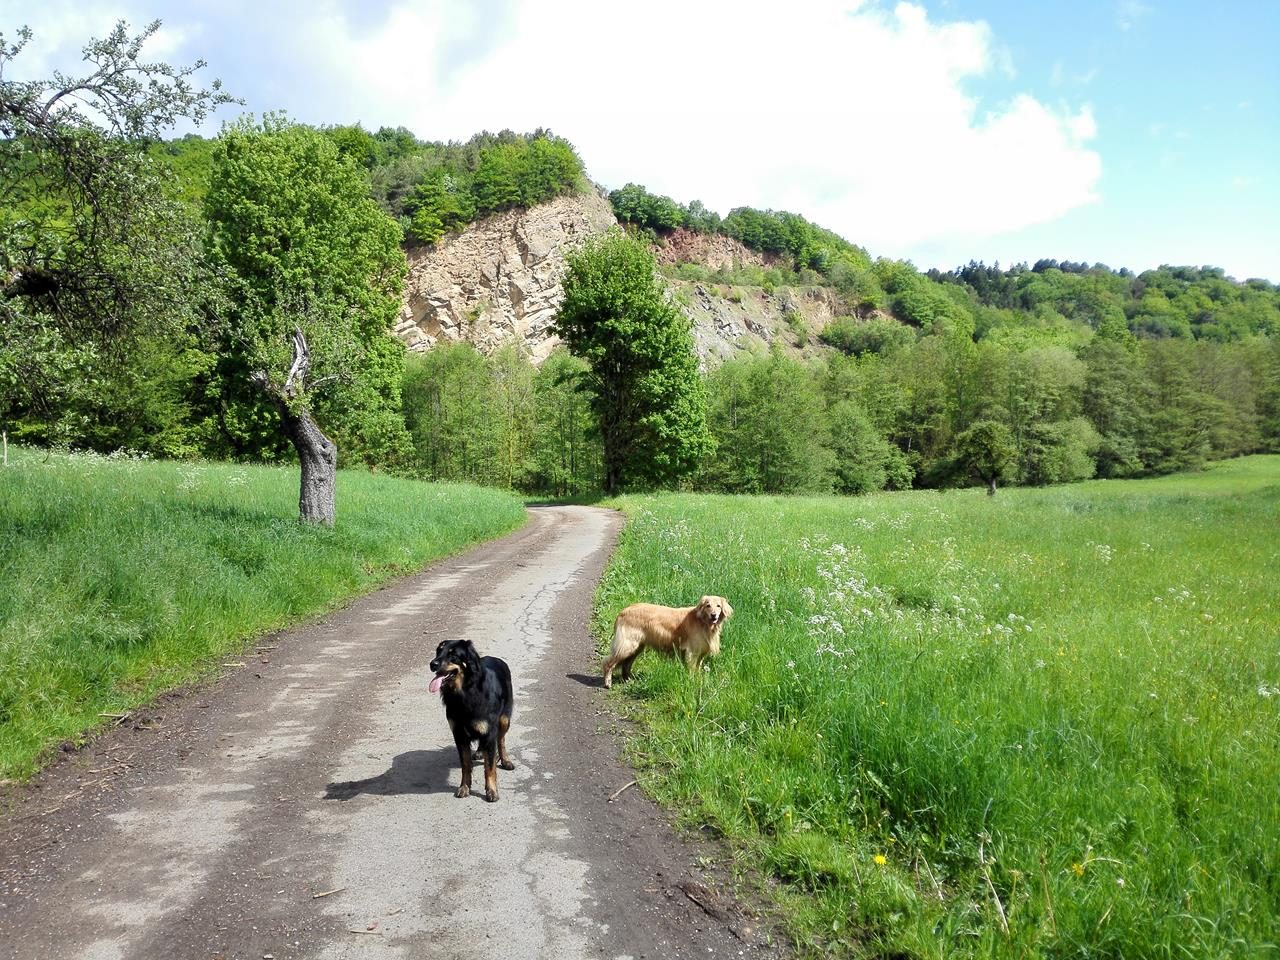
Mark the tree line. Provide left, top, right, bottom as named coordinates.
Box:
left=396, top=317, right=1279, bottom=497
left=154, top=125, right=588, bottom=247
left=3, top=22, right=1275, bottom=516
left=610, top=183, right=1280, bottom=341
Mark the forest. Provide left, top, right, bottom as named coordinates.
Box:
left=3, top=25, right=1276, bottom=500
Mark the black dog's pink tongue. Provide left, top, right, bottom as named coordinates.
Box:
left=428, top=674, right=445, bottom=694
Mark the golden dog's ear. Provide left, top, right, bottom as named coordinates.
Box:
left=722, top=598, right=734, bottom=619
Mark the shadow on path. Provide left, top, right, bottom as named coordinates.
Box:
left=323, top=747, right=456, bottom=801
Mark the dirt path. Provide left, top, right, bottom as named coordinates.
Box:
left=0, top=506, right=780, bottom=960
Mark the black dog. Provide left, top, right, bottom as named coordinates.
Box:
left=428, top=639, right=515, bottom=802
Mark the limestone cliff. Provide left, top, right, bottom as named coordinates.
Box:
left=673, top=281, right=845, bottom=365
left=395, top=191, right=616, bottom=363
left=394, top=195, right=855, bottom=366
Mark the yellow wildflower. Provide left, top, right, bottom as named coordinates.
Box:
left=874, top=854, right=887, bottom=866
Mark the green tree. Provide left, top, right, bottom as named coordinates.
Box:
left=1080, top=337, right=1147, bottom=477
left=1138, top=339, right=1216, bottom=473
left=701, top=351, right=834, bottom=494
left=1001, top=345, right=1089, bottom=482
left=826, top=398, right=907, bottom=494
left=0, top=20, right=234, bottom=442
left=822, top=355, right=913, bottom=492
left=405, top=170, right=476, bottom=245
left=953, top=419, right=1018, bottom=495
left=402, top=343, right=501, bottom=484
left=490, top=345, right=535, bottom=488
left=1194, top=342, right=1263, bottom=458
left=529, top=349, right=601, bottom=496
left=553, top=231, right=712, bottom=494
left=204, top=116, right=409, bottom=524
left=470, top=142, right=523, bottom=212
left=325, top=124, right=377, bottom=168
left=1251, top=337, right=1280, bottom=450
left=820, top=316, right=915, bottom=357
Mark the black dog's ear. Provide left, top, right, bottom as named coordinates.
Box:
left=462, top=640, right=482, bottom=675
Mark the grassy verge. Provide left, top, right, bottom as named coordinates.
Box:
left=0, top=447, right=526, bottom=779
left=597, top=456, right=1279, bottom=959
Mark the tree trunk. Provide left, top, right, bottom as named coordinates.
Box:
left=600, top=417, right=623, bottom=496
left=277, top=404, right=337, bottom=525
left=252, top=328, right=338, bottom=526
left=603, top=459, right=621, bottom=497
left=987, top=476, right=998, bottom=496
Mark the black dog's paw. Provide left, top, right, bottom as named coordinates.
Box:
left=455, top=784, right=470, bottom=799
left=499, top=759, right=516, bottom=771
left=485, top=788, right=499, bottom=803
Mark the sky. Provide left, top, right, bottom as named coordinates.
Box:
left=3, top=0, right=1276, bottom=281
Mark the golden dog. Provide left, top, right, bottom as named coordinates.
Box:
left=602, top=596, right=733, bottom=688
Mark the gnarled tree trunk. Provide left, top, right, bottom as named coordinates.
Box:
left=277, top=404, right=337, bottom=525
left=253, top=328, right=338, bottom=526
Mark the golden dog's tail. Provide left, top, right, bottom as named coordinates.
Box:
left=601, top=615, right=637, bottom=689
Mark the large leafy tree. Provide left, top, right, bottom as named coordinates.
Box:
left=204, top=116, right=408, bottom=524
left=702, top=350, right=835, bottom=494
left=530, top=349, right=601, bottom=496
left=553, top=230, right=711, bottom=494
left=0, top=20, right=234, bottom=436
left=953, top=419, right=1018, bottom=495
left=404, top=343, right=493, bottom=483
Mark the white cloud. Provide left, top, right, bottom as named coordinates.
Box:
left=3, top=2, right=192, bottom=82
left=332, top=0, right=1101, bottom=260
left=1, top=1, right=131, bottom=76
left=6, top=0, right=1103, bottom=265
left=1116, top=0, right=1154, bottom=31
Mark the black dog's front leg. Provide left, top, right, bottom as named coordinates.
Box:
left=481, top=734, right=499, bottom=803
left=451, top=724, right=473, bottom=799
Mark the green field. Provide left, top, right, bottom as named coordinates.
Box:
left=0, top=447, right=526, bottom=780
left=599, top=456, right=1280, bottom=959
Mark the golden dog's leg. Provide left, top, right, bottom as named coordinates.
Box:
left=619, top=652, right=639, bottom=682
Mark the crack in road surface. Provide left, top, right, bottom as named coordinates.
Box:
left=1, top=506, right=782, bottom=960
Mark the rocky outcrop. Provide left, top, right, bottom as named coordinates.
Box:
left=395, top=191, right=617, bottom=363
left=675, top=281, right=845, bottom=365
left=652, top=228, right=781, bottom=271
left=394, top=195, right=858, bottom=367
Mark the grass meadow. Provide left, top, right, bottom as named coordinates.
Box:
left=0, top=446, right=526, bottom=780
left=598, top=456, right=1279, bottom=959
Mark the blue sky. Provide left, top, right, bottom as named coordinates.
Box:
left=3, top=0, right=1276, bottom=280
left=930, top=0, right=1279, bottom=279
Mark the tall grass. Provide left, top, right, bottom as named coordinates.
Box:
left=598, top=456, right=1280, bottom=959
left=0, top=447, right=526, bottom=779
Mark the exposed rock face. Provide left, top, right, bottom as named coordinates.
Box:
left=395, top=191, right=617, bottom=363
left=675, top=281, right=845, bottom=366
left=652, top=228, right=781, bottom=271
left=394, top=195, right=859, bottom=367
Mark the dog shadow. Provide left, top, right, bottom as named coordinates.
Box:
left=565, top=672, right=605, bottom=688
left=322, top=746, right=457, bottom=801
